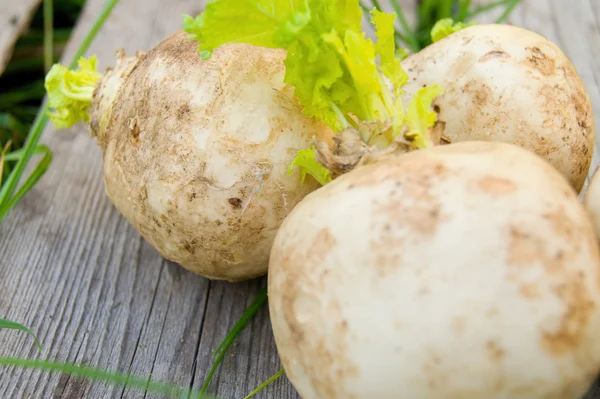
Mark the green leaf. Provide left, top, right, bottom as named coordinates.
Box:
left=0, top=318, right=43, bottom=353
left=405, top=85, right=444, bottom=149
left=430, top=17, right=474, bottom=42
left=287, top=147, right=332, bottom=186
left=243, top=368, right=285, bottom=399
left=183, top=0, right=311, bottom=59
left=200, top=287, right=268, bottom=394
left=283, top=38, right=347, bottom=130
left=45, top=55, right=102, bottom=129
left=186, top=0, right=398, bottom=132
left=0, top=358, right=220, bottom=398
left=371, top=9, right=408, bottom=96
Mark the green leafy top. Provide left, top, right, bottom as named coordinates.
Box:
left=430, top=18, right=474, bottom=42
left=184, top=0, right=443, bottom=185
left=45, top=56, right=102, bottom=129
left=184, top=1, right=438, bottom=135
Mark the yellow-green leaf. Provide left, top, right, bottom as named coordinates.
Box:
left=405, top=85, right=444, bottom=149
left=287, top=147, right=332, bottom=186
left=431, top=18, right=474, bottom=42
left=45, top=56, right=102, bottom=129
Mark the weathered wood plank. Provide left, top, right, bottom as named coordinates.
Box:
left=1, top=0, right=600, bottom=399
left=0, top=0, right=41, bottom=75
left=0, top=0, right=214, bottom=398
left=191, top=280, right=301, bottom=399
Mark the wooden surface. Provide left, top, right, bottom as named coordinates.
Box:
left=0, top=0, right=42, bottom=74
left=0, top=0, right=599, bottom=398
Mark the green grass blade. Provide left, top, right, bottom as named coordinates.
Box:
left=68, top=0, right=120, bottom=68
left=0, top=358, right=219, bottom=399
left=44, top=0, right=54, bottom=72
left=0, top=145, right=52, bottom=220
left=369, top=0, right=383, bottom=12
left=0, top=144, right=10, bottom=194
left=243, top=369, right=285, bottom=399
left=496, top=0, right=521, bottom=23
left=0, top=318, right=43, bottom=352
left=200, top=287, right=268, bottom=393
left=0, top=0, right=120, bottom=221
left=359, top=0, right=373, bottom=13
left=3, top=146, right=48, bottom=162
left=464, top=0, right=509, bottom=20
left=388, top=0, right=420, bottom=52
left=456, top=0, right=473, bottom=21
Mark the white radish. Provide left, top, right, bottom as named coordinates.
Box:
left=401, top=24, right=595, bottom=192
left=268, top=141, right=600, bottom=399
left=88, top=31, right=333, bottom=280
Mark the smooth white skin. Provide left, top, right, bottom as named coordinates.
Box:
left=401, top=24, right=595, bottom=193
left=268, top=141, right=600, bottom=399
left=584, top=167, right=600, bottom=240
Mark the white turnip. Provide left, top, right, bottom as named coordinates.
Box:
left=49, top=31, right=334, bottom=281
left=268, top=141, right=600, bottom=399
left=401, top=24, right=595, bottom=192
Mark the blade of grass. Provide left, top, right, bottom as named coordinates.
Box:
left=495, top=0, right=520, bottom=23
left=464, top=0, right=510, bottom=19
left=0, top=358, right=219, bottom=399
left=200, top=287, right=268, bottom=393
left=44, top=0, right=54, bottom=72
left=0, top=145, right=52, bottom=220
left=388, top=0, right=420, bottom=52
left=440, top=0, right=454, bottom=18
left=0, top=0, right=120, bottom=222
left=369, top=0, right=384, bottom=12
left=0, top=318, right=43, bottom=353
left=0, top=142, right=11, bottom=187
left=456, top=0, right=473, bottom=20
left=3, top=146, right=49, bottom=162
left=243, top=369, right=285, bottom=399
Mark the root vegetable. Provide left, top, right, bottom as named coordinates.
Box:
left=401, top=24, right=595, bottom=192
left=584, top=168, right=600, bottom=240
left=268, top=141, right=600, bottom=399
left=55, top=31, right=334, bottom=281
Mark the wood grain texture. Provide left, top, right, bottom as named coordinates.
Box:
left=0, top=0, right=599, bottom=398
left=0, top=0, right=42, bottom=75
